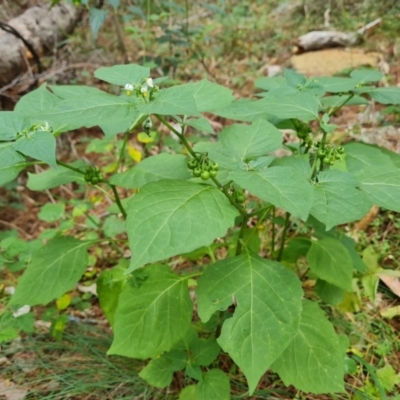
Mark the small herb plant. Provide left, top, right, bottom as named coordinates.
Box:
left=2, top=64, right=400, bottom=398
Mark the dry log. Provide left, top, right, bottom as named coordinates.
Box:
left=0, top=4, right=82, bottom=87
left=296, top=18, right=382, bottom=52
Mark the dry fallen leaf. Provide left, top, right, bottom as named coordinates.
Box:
left=0, top=380, right=28, bottom=400
left=379, top=274, right=400, bottom=297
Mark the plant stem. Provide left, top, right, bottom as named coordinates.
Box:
left=277, top=212, right=291, bottom=262
left=328, top=92, right=355, bottom=116
left=116, top=131, right=130, bottom=172
left=110, top=184, right=127, bottom=219
left=271, top=207, right=275, bottom=259
left=244, top=206, right=272, bottom=246
left=155, top=114, right=247, bottom=217
left=56, top=160, right=84, bottom=174
left=235, top=215, right=249, bottom=256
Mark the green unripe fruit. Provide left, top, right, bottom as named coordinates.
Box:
left=211, top=163, right=219, bottom=171
left=209, top=170, right=217, bottom=178
left=337, top=146, right=344, bottom=154
left=323, top=157, right=331, bottom=165
left=200, top=170, right=210, bottom=180
left=236, top=194, right=246, bottom=203
left=187, top=159, right=198, bottom=170
left=193, top=167, right=202, bottom=177
left=317, top=148, right=326, bottom=158
left=91, top=177, right=100, bottom=184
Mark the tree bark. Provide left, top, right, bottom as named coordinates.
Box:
left=0, top=4, right=82, bottom=87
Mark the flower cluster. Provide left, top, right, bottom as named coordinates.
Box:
left=124, top=77, right=159, bottom=101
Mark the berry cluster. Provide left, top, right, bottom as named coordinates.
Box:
left=316, top=145, right=344, bottom=166
left=84, top=166, right=103, bottom=184
left=187, top=155, right=219, bottom=181
left=231, top=187, right=246, bottom=203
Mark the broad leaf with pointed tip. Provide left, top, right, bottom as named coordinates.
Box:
left=94, top=64, right=150, bottom=86
left=310, top=170, right=372, bottom=230
left=257, top=92, right=319, bottom=121
left=10, top=236, right=92, bottom=306
left=272, top=300, right=345, bottom=394
left=110, top=154, right=191, bottom=189
left=108, top=264, right=193, bottom=358
left=350, top=69, right=384, bottom=83
left=213, top=99, right=270, bottom=122
left=0, top=111, right=26, bottom=140
left=13, top=130, right=57, bottom=168
left=368, top=87, right=400, bottom=104
left=313, top=77, right=359, bottom=93
left=139, top=85, right=199, bottom=116
left=306, top=237, right=353, bottom=291
left=15, top=85, right=61, bottom=116
left=126, top=180, right=238, bottom=272
left=197, top=250, right=303, bottom=394
left=0, top=144, right=26, bottom=186
left=229, top=167, right=313, bottom=220
left=196, top=369, right=230, bottom=400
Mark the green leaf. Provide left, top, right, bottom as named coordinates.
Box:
left=89, top=8, right=108, bottom=39
left=350, top=69, right=384, bottom=83
left=313, top=77, right=359, bottom=93
left=179, top=385, right=198, bottom=400
left=139, top=349, right=187, bottom=388
left=315, top=279, right=346, bottom=305
left=218, top=119, right=282, bottom=161
left=15, top=85, right=61, bottom=116
left=187, top=79, right=234, bottom=112
left=254, top=76, right=287, bottom=91
left=306, top=237, right=353, bottom=291
left=366, top=87, right=400, bottom=105
left=284, top=68, right=307, bottom=88
left=0, top=144, right=26, bottom=186
left=103, top=215, right=126, bottom=237
left=94, top=64, right=150, bottom=86
left=197, top=249, right=303, bottom=394
left=345, top=142, right=394, bottom=172
left=10, top=236, right=91, bottom=306
left=27, top=161, right=86, bottom=190
left=108, top=264, right=193, bottom=358
left=126, top=180, right=238, bottom=272
left=186, top=117, right=214, bottom=134
left=271, top=155, right=311, bottom=179
left=110, top=154, right=191, bottom=188
left=310, top=170, right=372, bottom=230
left=281, top=237, right=311, bottom=263
left=377, top=364, right=400, bottom=392
left=229, top=167, right=313, bottom=219
left=190, top=337, right=220, bottom=366
left=272, top=300, right=345, bottom=394
left=320, top=94, right=369, bottom=109
left=38, top=203, right=65, bottom=222
left=139, top=85, right=199, bottom=116
left=213, top=99, right=270, bottom=122
left=49, top=85, right=107, bottom=99
left=37, top=92, right=140, bottom=136
left=13, top=131, right=57, bottom=168
left=97, top=261, right=127, bottom=327
left=196, top=369, right=230, bottom=400
left=0, top=111, right=26, bottom=140
left=354, top=166, right=400, bottom=212
left=257, top=92, right=319, bottom=121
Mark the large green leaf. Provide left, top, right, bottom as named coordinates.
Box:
left=368, top=87, right=400, bottom=104
left=94, top=64, right=150, bottom=86
left=0, top=144, right=26, bottom=186
left=190, top=337, right=220, bottom=366
left=10, top=236, right=91, bottom=306
left=13, top=130, right=57, bottom=168
left=350, top=69, right=384, bottom=83
left=197, top=250, right=303, bottom=394
left=126, top=180, right=238, bottom=272
left=257, top=92, right=319, bottom=121
left=36, top=92, right=140, bottom=136
left=0, top=111, right=26, bottom=140
left=310, top=170, right=372, bottom=229
left=254, top=76, right=287, bottom=91
left=306, top=237, right=353, bottom=290
left=15, top=85, right=61, bottom=116
left=108, top=264, right=193, bottom=358
left=271, top=155, right=311, bottom=179
left=320, top=94, right=369, bottom=110
left=354, top=166, right=400, bottom=212
left=230, top=167, right=313, bottom=219
left=139, top=349, right=187, bottom=388
left=110, top=154, right=191, bottom=188
left=313, top=77, right=359, bottom=93
left=27, top=161, right=86, bottom=190
left=196, top=369, right=230, bottom=400
left=272, top=300, right=345, bottom=394
left=139, top=85, right=199, bottom=116
left=213, top=99, right=270, bottom=122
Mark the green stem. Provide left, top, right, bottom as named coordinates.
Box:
left=271, top=207, right=276, bottom=259
left=155, top=114, right=247, bottom=217
left=328, top=92, right=355, bottom=116
left=115, top=131, right=130, bottom=172
left=277, top=212, right=291, bottom=262
left=110, top=184, right=127, bottom=219
left=56, top=160, right=84, bottom=174
left=244, top=207, right=272, bottom=246
left=235, top=216, right=249, bottom=256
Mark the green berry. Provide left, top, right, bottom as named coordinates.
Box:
left=236, top=194, right=246, bottom=203
left=317, top=148, right=326, bottom=158
left=91, top=177, right=99, bottom=184
left=211, top=162, right=219, bottom=171
left=209, top=170, right=217, bottom=178
left=187, top=159, right=198, bottom=170
left=200, top=170, right=210, bottom=180
left=193, top=167, right=202, bottom=177
left=323, top=157, right=331, bottom=165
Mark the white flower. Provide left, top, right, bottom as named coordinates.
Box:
left=5, top=286, right=15, bottom=295
left=140, top=85, right=148, bottom=93
left=124, top=83, right=134, bottom=91
left=13, top=305, right=31, bottom=318
left=146, top=78, right=154, bottom=88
